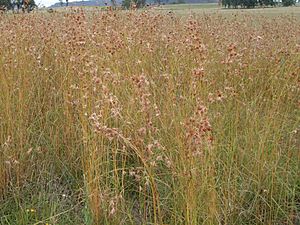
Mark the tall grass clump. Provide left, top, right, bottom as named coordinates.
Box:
left=0, top=10, right=299, bottom=224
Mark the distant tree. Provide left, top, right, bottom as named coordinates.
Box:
left=222, top=0, right=276, bottom=8
left=66, top=0, right=68, bottom=6
left=133, top=0, right=146, bottom=8
left=258, top=0, right=275, bottom=6
left=230, top=0, right=241, bottom=8
left=23, top=0, right=37, bottom=12
left=243, top=0, right=257, bottom=8
left=111, top=0, right=116, bottom=8
left=29, top=0, right=36, bottom=8
left=222, top=0, right=231, bottom=8
left=122, top=0, right=145, bottom=8
left=3, top=0, right=36, bottom=11
left=16, top=0, right=22, bottom=10
left=282, top=0, right=295, bottom=6
left=122, top=0, right=130, bottom=8
left=59, top=0, right=63, bottom=6
left=0, top=0, right=11, bottom=9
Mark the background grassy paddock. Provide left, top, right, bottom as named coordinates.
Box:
left=156, top=3, right=300, bottom=16
left=0, top=6, right=299, bottom=225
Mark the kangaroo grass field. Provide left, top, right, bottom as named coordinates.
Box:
left=0, top=5, right=299, bottom=225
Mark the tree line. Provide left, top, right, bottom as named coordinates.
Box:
left=0, top=0, right=36, bottom=11
left=222, top=0, right=296, bottom=8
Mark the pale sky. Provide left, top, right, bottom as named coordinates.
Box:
left=39, top=0, right=109, bottom=7
left=38, top=0, right=74, bottom=7
left=37, top=0, right=59, bottom=7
